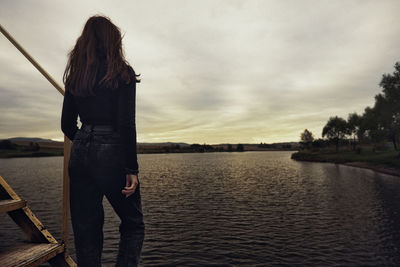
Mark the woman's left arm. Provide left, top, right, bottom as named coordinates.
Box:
left=61, top=90, right=79, bottom=141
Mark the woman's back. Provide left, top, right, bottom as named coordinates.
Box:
left=62, top=60, right=136, bottom=131
left=61, top=61, right=139, bottom=175
left=73, top=61, right=118, bottom=126
left=61, top=14, right=144, bottom=267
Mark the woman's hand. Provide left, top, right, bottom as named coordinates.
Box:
left=122, top=174, right=139, bottom=198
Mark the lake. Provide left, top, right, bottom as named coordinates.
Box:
left=1, top=151, right=400, bottom=266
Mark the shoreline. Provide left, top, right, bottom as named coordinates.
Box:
left=291, top=151, right=400, bottom=177
left=343, top=161, right=400, bottom=177
left=0, top=149, right=297, bottom=159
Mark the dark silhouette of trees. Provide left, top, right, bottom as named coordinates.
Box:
left=377, top=63, right=400, bottom=150
left=312, top=138, right=329, bottom=148
left=353, top=63, right=400, bottom=151
left=300, top=129, right=314, bottom=149
left=189, top=143, right=214, bottom=152
left=227, top=144, right=233, bottom=152
left=258, top=142, right=272, bottom=148
left=0, top=140, right=17, bottom=150
left=23, top=142, right=40, bottom=151
left=359, top=106, right=384, bottom=146
left=190, top=143, right=204, bottom=152
left=347, top=113, right=362, bottom=151
left=311, top=61, right=400, bottom=154
left=322, top=116, right=348, bottom=152
left=237, top=144, right=244, bottom=151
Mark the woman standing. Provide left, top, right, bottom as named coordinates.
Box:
left=61, top=15, right=144, bottom=266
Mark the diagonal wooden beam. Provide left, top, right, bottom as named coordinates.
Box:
left=0, top=176, right=58, bottom=243
left=0, top=24, right=73, bottom=261
left=0, top=24, right=65, bottom=95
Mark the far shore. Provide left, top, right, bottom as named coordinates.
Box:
left=0, top=139, right=299, bottom=158
left=3, top=139, right=399, bottom=178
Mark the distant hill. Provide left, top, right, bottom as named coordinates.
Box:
left=0, top=136, right=300, bottom=158
left=5, top=137, right=57, bottom=142
left=2, top=137, right=191, bottom=146
left=139, top=142, right=190, bottom=147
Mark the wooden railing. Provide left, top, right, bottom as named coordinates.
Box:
left=0, top=24, right=75, bottom=266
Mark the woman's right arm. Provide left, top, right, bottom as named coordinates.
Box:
left=117, top=71, right=139, bottom=175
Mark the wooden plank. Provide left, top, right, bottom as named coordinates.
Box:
left=62, top=136, right=72, bottom=256
left=0, top=175, right=76, bottom=266
left=0, top=24, right=76, bottom=264
left=8, top=207, right=58, bottom=243
left=0, top=175, right=21, bottom=200
left=48, top=254, right=77, bottom=267
left=0, top=243, right=64, bottom=267
left=0, top=176, right=58, bottom=243
left=65, top=255, right=77, bottom=267
left=0, top=199, right=26, bottom=213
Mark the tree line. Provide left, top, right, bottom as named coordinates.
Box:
left=300, top=62, right=400, bottom=153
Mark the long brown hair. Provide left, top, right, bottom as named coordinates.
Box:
left=63, top=15, right=140, bottom=96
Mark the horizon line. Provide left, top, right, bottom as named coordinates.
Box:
left=1, top=136, right=300, bottom=145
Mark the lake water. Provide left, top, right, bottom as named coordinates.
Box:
left=1, top=151, right=400, bottom=266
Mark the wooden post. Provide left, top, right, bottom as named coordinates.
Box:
left=62, top=135, right=71, bottom=257
left=62, top=136, right=72, bottom=257
left=0, top=24, right=72, bottom=258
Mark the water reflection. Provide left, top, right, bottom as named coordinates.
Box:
left=0, top=151, right=400, bottom=266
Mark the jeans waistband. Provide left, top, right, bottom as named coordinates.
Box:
left=81, top=124, right=115, bottom=132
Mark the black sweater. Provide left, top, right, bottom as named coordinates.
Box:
left=61, top=63, right=139, bottom=175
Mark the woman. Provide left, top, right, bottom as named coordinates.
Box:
left=61, top=15, right=144, bottom=267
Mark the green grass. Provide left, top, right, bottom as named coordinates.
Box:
left=291, top=146, right=400, bottom=169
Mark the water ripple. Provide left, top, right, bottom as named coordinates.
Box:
left=1, top=151, right=400, bottom=266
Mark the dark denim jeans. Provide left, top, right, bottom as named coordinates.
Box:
left=68, top=125, right=144, bottom=267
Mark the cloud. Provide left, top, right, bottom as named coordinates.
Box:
left=1, top=0, right=400, bottom=143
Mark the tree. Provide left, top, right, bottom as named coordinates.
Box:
left=373, top=94, right=398, bottom=150
left=312, top=138, right=329, bottom=148
left=322, top=116, right=348, bottom=152
left=347, top=113, right=362, bottom=151
left=0, top=140, right=17, bottom=150
left=360, top=106, right=386, bottom=147
left=300, top=129, right=314, bottom=149
left=237, top=144, right=244, bottom=151
left=378, top=62, right=400, bottom=151
left=227, top=144, right=233, bottom=152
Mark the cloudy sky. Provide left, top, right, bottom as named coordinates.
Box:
left=1, top=0, right=399, bottom=144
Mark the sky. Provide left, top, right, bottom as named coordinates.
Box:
left=1, top=0, right=400, bottom=144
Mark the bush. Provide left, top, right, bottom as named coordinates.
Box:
left=0, top=140, right=17, bottom=150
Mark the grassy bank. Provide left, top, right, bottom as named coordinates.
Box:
left=291, top=146, right=400, bottom=176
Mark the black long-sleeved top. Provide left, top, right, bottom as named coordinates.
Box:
left=61, top=63, right=139, bottom=175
